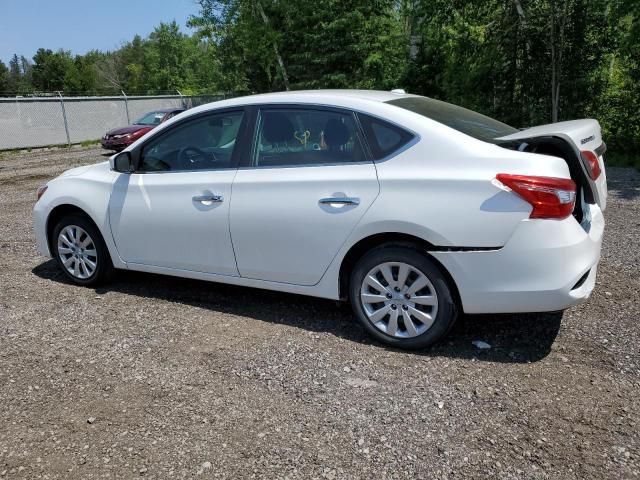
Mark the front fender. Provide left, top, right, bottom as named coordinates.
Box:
left=33, top=172, right=127, bottom=269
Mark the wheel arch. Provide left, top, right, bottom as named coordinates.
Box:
left=46, top=204, right=103, bottom=257
left=337, top=232, right=462, bottom=309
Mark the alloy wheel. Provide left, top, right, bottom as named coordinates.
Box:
left=57, top=225, right=98, bottom=280
left=360, top=261, right=439, bottom=338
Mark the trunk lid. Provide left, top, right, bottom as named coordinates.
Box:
left=497, top=119, right=607, bottom=211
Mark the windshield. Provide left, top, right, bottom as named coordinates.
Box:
left=134, top=111, right=166, bottom=126
left=387, top=97, right=518, bottom=142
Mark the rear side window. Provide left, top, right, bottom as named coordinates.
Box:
left=253, top=108, right=366, bottom=167
left=358, top=114, right=414, bottom=160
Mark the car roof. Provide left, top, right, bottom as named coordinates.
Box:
left=228, top=90, right=404, bottom=103
left=186, top=90, right=413, bottom=116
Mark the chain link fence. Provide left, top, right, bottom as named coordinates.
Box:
left=0, top=93, right=234, bottom=150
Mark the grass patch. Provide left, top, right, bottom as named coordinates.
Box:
left=0, top=140, right=102, bottom=156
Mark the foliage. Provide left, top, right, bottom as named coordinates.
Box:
left=1, top=1, right=638, bottom=164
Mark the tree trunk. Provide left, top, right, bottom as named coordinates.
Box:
left=550, top=10, right=557, bottom=122
left=550, top=0, right=570, bottom=123
left=256, top=1, right=290, bottom=90
left=512, top=0, right=531, bottom=53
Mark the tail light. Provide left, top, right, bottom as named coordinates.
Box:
left=581, top=150, right=601, bottom=180
left=496, top=174, right=576, bottom=220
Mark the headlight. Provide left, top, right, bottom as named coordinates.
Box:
left=36, top=184, right=48, bottom=201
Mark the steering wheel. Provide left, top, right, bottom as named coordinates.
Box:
left=178, top=146, right=209, bottom=169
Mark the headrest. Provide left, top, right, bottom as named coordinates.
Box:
left=262, top=112, right=295, bottom=144
left=323, top=118, right=350, bottom=148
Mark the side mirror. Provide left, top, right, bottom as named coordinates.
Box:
left=110, top=151, right=134, bottom=173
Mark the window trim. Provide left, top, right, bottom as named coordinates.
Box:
left=130, top=107, right=249, bottom=174
left=240, top=104, right=373, bottom=169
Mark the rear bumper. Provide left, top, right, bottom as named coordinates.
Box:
left=432, top=204, right=604, bottom=314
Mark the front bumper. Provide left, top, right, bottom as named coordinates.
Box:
left=432, top=204, right=604, bottom=314
left=33, top=199, right=51, bottom=257
left=101, top=137, right=130, bottom=150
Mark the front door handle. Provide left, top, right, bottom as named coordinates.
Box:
left=319, top=196, right=360, bottom=206
left=193, top=194, right=223, bottom=203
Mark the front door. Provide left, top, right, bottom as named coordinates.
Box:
left=109, top=110, right=245, bottom=275
left=230, top=106, right=379, bottom=286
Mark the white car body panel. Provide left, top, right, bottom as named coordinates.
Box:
left=230, top=163, right=379, bottom=285
left=33, top=161, right=127, bottom=269
left=432, top=202, right=604, bottom=313
left=33, top=90, right=606, bottom=314
left=108, top=170, right=238, bottom=275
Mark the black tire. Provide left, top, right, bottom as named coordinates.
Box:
left=349, top=246, right=457, bottom=350
left=52, top=213, right=114, bottom=287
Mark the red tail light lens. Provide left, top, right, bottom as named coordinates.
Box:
left=496, top=174, right=576, bottom=220
left=581, top=150, right=601, bottom=180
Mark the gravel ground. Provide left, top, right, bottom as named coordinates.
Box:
left=0, top=146, right=639, bottom=479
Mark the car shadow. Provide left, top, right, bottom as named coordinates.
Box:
left=32, top=260, right=561, bottom=364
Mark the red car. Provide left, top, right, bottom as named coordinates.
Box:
left=101, top=108, right=185, bottom=151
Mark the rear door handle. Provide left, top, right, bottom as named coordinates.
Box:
left=193, top=194, right=223, bottom=203
left=319, top=197, right=360, bottom=206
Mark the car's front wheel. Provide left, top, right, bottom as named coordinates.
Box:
left=52, top=214, right=114, bottom=286
left=349, top=246, right=457, bottom=349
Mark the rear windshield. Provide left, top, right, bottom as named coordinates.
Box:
left=387, top=97, right=518, bottom=143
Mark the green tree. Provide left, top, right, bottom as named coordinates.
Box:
left=189, top=0, right=406, bottom=92
left=4, top=0, right=638, bottom=162
left=0, top=60, right=9, bottom=93
left=145, top=21, right=188, bottom=93
left=8, top=54, right=22, bottom=93
left=32, top=49, right=75, bottom=92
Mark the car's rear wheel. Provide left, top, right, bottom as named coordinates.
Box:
left=52, top=214, right=114, bottom=286
left=349, top=246, right=457, bottom=349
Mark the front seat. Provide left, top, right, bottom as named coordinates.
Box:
left=259, top=112, right=296, bottom=166
left=262, top=112, right=295, bottom=145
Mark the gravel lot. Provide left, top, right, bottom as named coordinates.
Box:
left=0, top=146, right=639, bottom=479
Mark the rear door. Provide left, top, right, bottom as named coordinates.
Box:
left=229, top=105, right=379, bottom=286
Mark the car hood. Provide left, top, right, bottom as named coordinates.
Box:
left=59, top=161, right=110, bottom=178
left=105, top=125, right=148, bottom=136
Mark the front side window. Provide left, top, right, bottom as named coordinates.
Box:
left=253, top=108, right=365, bottom=167
left=139, top=111, right=244, bottom=172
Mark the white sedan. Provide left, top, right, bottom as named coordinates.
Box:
left=33, top=90, right=607, bottom=349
